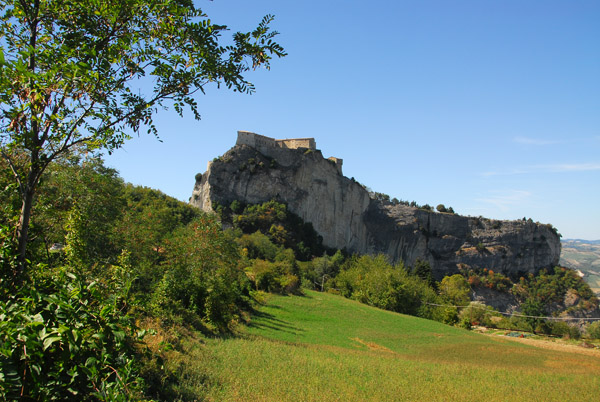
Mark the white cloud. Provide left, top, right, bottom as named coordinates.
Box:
left=513, top=136, right=560, bottom=145
left=475, top=190, right=532, bottom=213
left=481, top=162, right=600, bottom=177
left=541, top=163, right=600, bottom=172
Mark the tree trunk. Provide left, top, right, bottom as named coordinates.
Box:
left=16, top=176, right=37, bottom=276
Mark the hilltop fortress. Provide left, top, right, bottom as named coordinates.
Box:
left=236, top=130, right=316, bottom=151
left=191, top=132, right=561, bottom=279
left=236, top=131, right=343, bottom=174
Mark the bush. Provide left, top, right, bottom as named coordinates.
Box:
left=441, top=307, right=460, bottom=325
left=0, top=271, right=143, bottom=401
left=458, top=302, right=500, bottom=328
left=332, top=255, right=440, bottom=318
left=154, top=215, right=250, bottom=330
left=550, top=321, right=571, bottom=338
left=249, top=259, right=299, bottom=294
left=586, top=321, right=600, bottom=339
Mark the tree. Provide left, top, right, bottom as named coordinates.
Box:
left=33, top=154, right=125, bottom=265
left=411, top=258, right=436, bottom=289
left=439, top=274, right=471, bottom=306
left=0, top=0, right=286, bottom=273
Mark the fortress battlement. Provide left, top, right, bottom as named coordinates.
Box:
left=236, top=130, right=342, bottom=174
left=236, top=131, right=316, bottom=151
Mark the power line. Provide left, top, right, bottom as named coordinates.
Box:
left=424, top=302, right=600, bottom=321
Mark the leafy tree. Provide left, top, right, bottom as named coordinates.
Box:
left=411, top=258, right=436, bottom=289
left=458, top=301, right=499, bottom=328
left=439, top=274, right=471, bottom=306
left=33, top=154, right=125, bottom=266
left=333, top=254, right=440, bottom=318
left=310, top=250, right=344, bottom=291
left=117, top=184, right=200, bottom=268
left=237, top=231, right=282, bottom=262
left=436, top=204, right=447, bottom=213
left=233, top=200, right=326, bottom=260
left=0, top=0, right=286, bottom=273
left=154, top=214, right=250, bottom=330
left=586, top=321, right=600, bottom=339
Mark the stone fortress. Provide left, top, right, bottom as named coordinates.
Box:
left=236, top=131, right=343, bottom=174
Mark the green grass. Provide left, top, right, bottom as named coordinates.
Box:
left=174, top=290, right=600, bottom=401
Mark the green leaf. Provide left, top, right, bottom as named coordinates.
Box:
left=43, top=336, right=62, bottom=351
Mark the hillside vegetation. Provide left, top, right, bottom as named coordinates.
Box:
left=1, top=154, right=599, bottom=400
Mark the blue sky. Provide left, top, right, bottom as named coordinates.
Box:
left=104, top=0, right=600, bottom=240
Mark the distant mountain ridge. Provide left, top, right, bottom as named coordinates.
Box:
left=563, top=239, right=600, bottom=245
left=560, top=239, right=600, bottom=294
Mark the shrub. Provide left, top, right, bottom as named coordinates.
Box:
left=0, top=271, right=143, bottom=401
left=154, top=215, right=250, bottom=330
left=441, top=307, right=460, bottom=325
left=332, top=255, right=440, bottom=318
left=586, top=321, right=600, bottom=339
left=550, top=321, right=571, bottom=338
left=249, top=259, right=299, bottom=294
left=458, top=302, right=499, bottom=328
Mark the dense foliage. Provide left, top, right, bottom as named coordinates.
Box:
left=332, top=255, right=441, bottom=319
left=0, top=156, right=254, bottom=399
left=514, top=267, right=598, bottom=312
left=217, top=199, right=328, bottom=260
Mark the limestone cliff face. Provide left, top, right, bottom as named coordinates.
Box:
left=191, top=142, right=561, bottom=279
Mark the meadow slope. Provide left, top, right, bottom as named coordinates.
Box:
left=184, top=290, right=600, bottom=401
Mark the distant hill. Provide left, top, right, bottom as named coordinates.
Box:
left=561, top=239, right=600, bottom=294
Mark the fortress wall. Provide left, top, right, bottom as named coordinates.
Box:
left=237, top=131, right=277, bottom=153
left=238, top=131, right=317, bottom=152
left=328, top=157, right=343, bottom=174
left=276, top=138, right=316, bottom=150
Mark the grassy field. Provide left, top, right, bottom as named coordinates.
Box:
left=174, top=290, right=600, bottom=401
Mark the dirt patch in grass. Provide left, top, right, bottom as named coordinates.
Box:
left=351, top=337, right=397, bottom=354
left=488, top=333, right=600, bottom=358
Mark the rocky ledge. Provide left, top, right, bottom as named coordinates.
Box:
left=191, top=134, right=561, bottom=280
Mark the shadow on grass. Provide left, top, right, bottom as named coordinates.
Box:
left=247, top=309, right=305, bottom=335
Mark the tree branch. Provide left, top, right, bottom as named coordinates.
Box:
left=0, top=148, right=24, bottom=195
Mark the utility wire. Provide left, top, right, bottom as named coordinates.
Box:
left=424, top=302, right=600, bottom=321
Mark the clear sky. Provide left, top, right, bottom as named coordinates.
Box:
left=104, top=0, right=600, bottom=240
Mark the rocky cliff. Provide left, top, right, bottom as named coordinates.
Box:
left=191, top=135, right=561, bottom=279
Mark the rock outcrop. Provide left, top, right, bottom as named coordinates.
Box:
left=191, top=132, right=561, bottom=279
